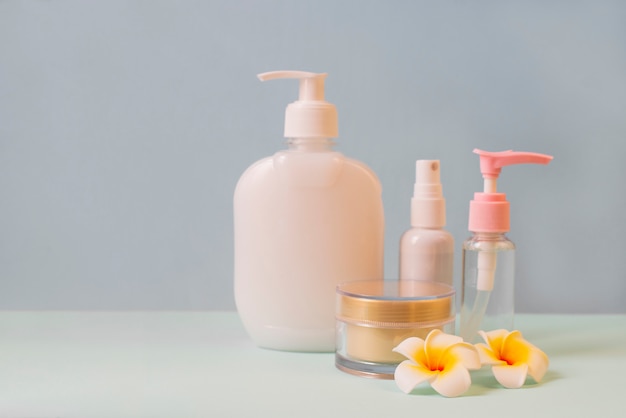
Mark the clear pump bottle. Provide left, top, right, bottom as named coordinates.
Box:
left=459, top=149, right=553, bottom=342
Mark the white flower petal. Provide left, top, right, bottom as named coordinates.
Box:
left=475, top=343, right=505, bottom=366
left=427, top=329, right=464, bottom=347
left=526, top=347, right=550, bottom=383
left=430, top=364, right=473, bottom=397
left=425, top=329, right=463, bottom=366
left=394, top=360, right=437, bottom=394
left=492, top=363, right=529, bottom=389
left=477, top=330, right=491, bottom=344
left=445, top=342, right=482, bottom=370
left=479, top=329, right=509, bottom=351
left=392, top=337, right=425, bottom=362
left=501, top=331, right=549, bottom=383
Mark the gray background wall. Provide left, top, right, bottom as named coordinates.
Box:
left=1, top=0, right=624, bottom=312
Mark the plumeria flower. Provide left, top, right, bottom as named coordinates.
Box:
left=393, top=329, right=481, bottom=397
left=475, top=329, right=549, bottom=389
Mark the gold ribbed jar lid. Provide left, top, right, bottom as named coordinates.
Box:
left=336, top=280, right=455, bottom=326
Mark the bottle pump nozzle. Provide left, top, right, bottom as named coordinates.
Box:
left=475, top=149, right=554, bottom=193
left=257, top=70, right=338, bottom=138
left=469, top=149, right=553, bottom=236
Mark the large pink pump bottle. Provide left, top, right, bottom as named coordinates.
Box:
left=234, top=71, right=384, bottom=352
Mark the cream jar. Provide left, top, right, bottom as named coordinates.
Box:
left=335, top=280, right=455, bottom=379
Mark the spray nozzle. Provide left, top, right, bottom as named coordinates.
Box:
left=257, top=70, right=338, bottom=138
left=411, top=160, right=446, bottom=228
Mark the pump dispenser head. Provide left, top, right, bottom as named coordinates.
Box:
left=411, top=160, right=446, bottom=228
left=257, top=70, right=338, bottom=138
left=468, top=149, right=553, bottom=233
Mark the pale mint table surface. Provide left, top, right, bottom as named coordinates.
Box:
left=0, top=312, right=624, bottom=417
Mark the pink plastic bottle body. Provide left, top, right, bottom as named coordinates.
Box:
left=234, top=139, right=384, bottom=352
left=399, top=228, right=454, bottom=285
left=399, top=160, right=453, bottom=285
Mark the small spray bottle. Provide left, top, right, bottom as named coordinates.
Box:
left=459, top=149, right=553, bottom=342
left=399, top=160, right=454, bottom=285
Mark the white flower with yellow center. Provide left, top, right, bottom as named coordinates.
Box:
left=393, top=329, right=481, bottom=397
left=475, top=329, right=549, bottom=389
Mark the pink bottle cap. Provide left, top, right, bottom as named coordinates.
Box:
left=469, top=192, right=510, bottom=232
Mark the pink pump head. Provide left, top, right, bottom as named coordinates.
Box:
left=468, top=149, right=553, bottom=233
